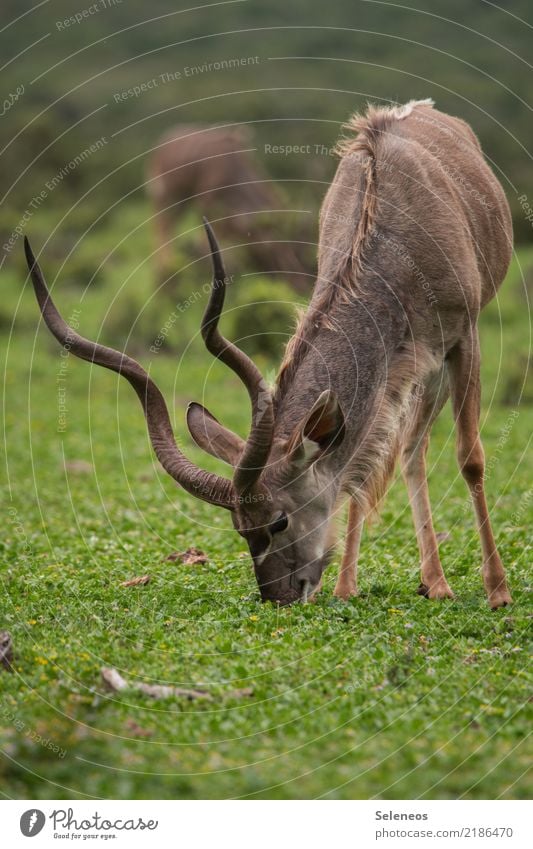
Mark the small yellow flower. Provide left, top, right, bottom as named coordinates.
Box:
left=249, top=615, right=259, bottom=622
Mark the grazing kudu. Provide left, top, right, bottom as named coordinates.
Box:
left=25, top=99, right=512, bottom=608
left=146, top=124, right=310, bottom=292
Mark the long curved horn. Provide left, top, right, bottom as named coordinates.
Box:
left=202, top=219, right=274, bottom=494
left=24, top=237, right=235, bottom=510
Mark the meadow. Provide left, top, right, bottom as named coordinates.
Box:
left=1, top=207, right=531, bottom=799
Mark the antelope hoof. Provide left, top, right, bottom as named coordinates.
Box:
left=333, top=584, right=358, bottom=601
left=488, top=588, right=512, bottom=609
left=417, top=580, right=454, bottom=600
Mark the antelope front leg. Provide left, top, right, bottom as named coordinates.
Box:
left=334, top=499, right=363, bottom=599
left=447, top=335, right=512, bottom=608
left=402, top=433, right=454, bottom=600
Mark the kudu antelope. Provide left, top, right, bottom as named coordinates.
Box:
left=25, top=99, right=512, bottom=609
left=146, top=124, right=310, bottom=292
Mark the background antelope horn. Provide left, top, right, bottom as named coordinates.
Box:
left=24, top=236, right=236, bottom=510
left=201, top=218, right=274, bottom=493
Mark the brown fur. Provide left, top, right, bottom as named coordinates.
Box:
left=146, top=124, right=311, bottom=292
left=268, top=98, right=513, bottom=606
left=344, top=341, right=438, bottom=518
left=276, top=100, right=431, bottom=406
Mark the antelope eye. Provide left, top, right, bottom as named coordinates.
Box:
left=269, top=511, right=288, bottom=535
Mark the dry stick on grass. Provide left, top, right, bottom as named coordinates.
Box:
left=100, top=667, right=253, bottom=701
left=101, top=667, right=212, bottom=701
left=101, top=667, right=129, bottom=692
left=121, top=575, right=151, bottom=587
left=165, top=547, right=208, bottom=565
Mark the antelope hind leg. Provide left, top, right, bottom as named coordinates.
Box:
left=447, top=335, right=512, bottom=608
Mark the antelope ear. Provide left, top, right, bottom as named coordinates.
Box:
left=286, top=389, right=345, bottom=464
left=186, top=403, right=245, bottom=467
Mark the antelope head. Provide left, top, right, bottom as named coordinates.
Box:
left=24, top=222, right=345, bottom=605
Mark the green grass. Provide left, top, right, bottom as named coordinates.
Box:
left=1, top=209, right=531, bottom=799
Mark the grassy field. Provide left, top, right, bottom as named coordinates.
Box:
left=1, top=208, right=531, bottom=799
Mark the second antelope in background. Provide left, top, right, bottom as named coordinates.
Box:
left=146, top=124, right=310, bottom=292
left=26, top=99, right=512, bottom=609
